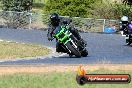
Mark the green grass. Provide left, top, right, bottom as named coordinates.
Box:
left=0, top=70, right=131, bottom=88
left=0, top=41, right=51, bottom=59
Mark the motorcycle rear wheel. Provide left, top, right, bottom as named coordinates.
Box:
left=81, top=49, right=88, bottom=57
left=126, top=35, right=131, bottom=45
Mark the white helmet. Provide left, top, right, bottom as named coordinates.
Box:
left=121, top=16, right=128, bottom=21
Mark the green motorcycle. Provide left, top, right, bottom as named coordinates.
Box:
left=53, top=24, right=88, bottom=58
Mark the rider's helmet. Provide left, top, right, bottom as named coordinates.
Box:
left=121, top=16, right=128, bottom=24
left=50, top=13, right=60, bottom=26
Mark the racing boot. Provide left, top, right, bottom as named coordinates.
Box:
left=56, top=42, right=67, bottom=53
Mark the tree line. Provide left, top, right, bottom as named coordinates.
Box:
left=43, top=0, right=132, bottom=19
left=1, top=0, right=132, bottom=19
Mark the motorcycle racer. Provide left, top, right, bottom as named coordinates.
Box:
left=47, top=13, right=86, bottom=53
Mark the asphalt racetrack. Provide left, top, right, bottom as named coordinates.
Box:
left=0, top=28, right=132, bottom=65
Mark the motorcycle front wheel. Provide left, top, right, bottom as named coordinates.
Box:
left=65, top=42, right=81, bottom=58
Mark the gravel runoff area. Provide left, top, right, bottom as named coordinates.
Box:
left=0, top=64, right=132, bottom=75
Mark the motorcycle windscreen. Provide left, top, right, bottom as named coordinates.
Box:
left=54, top=26, right=62, bottom=34
left=53, top=26, right=68, bottom=42
left=54, top=26, right=67, bottom=34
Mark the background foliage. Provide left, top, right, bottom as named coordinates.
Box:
left=2, top=0, right=32, bottom=11
left=43, top=0, right=132, bottom=19
left=43, top=0, right=101, bottom=18
left=92, top=1, right=132, bottom=19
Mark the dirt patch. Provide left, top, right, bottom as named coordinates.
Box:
left=0, top=64, right=132, bottom=75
